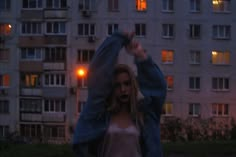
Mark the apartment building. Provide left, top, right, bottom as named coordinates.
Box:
left=0, top=0, right=236, bottom=143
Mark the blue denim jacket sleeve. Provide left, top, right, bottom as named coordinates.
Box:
left=136, top=56, right=167, bottom=118
left=73, top=32, right=130, bottom=147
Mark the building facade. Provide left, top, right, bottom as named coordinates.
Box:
left=0, top=0, right=236, bottom=143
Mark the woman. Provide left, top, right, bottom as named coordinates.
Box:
left=73, top=32, right=167, bottom=157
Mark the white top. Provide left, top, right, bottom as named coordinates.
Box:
left=99, top=123, right=142, bottom=157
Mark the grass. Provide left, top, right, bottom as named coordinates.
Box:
left=1, top=141, right=236, bottom=157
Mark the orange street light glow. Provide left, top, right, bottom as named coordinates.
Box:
left=77, top=68, right=86, bottom=77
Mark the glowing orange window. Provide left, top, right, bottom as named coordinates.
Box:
left=136, top=0, right=147, bottom=11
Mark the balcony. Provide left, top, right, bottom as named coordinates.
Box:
left=21, top=10, right=43, bottom=20
left=20, top=88, right=42, bottom=96
left=42, top=113, right=65, bottom=122
left=44, top=9, right=68, bottom=19
left=43, top=62, right=65, bottom=70
left=20, top=113, right=42, bottom=122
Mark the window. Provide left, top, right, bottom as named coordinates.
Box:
left=21, top=48, right=43, bottom=60
left=189, top=77, right=200, bottom=90
left=189, top=103, right=200, bottom=116
left=0, top=0, right=11, bottom=11
left=162, top=0, right=174, bottom=12
left=0, top=49, right=9, bottom=61
left=213, top=25, right=231, bottom=39
left=20, top=73, right=41, bottom=88
left=212, top=103, right=229, bottom=116
left=0, top=100, right=9, bottom=114
left=108, top=0, right=119, bottom=11
left=189, top=24, right=201, bottom=39
left=45, top=47, right=66, bottom=62
left=212, top=0, right=230, bottom=12
left=162, top=102, right=173, bottom=115
left=190, top=0, right=200, bottom=12
left=21, top=22, right=42, bottom=34
left=212, top=50, right=230, bottom=65
left=44, top=99, right=65, bottom=112
left=136, top=0, right=147, bottom=11
left=78, top=101, right=86, bottom=113
left=78, top=0, right=96, bottom=11
left=20, top=124, right=41, bottom=138
left=44, top=125, right=65, bottom=138
left=189, top=50, right=200, bottom=64
left=162, top=24, right=174, bottom=38
left=0, top=23, right=12, bottom=36
left=135, top=23, right=146, bottom=37
left=78, top=23, right=95, bottom=36
left=0, top=74, right=10, bottom=87
left=44, top=73, right=65, bottom=86
left=46, top=22, right=66, bottom=34
left=22, top=0, right=42, bottom=9
left=0, top=125, right=9, bottom=138
left=20, top=99, right=42, bottom=113
left=77, top=77, right=88, bottom=88
left=107, top=24, right=119, bottom=35
left=212, top=77, right=229, bottom=91
left=46, top=0, right=67, bottom=9
left=165, top=76, right=174, bottom=90
left=161, top=50, right=174, bottom=64
left=77, top=49, right=95, bottom=63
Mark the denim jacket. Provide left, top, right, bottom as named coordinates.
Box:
left=73, top=32, right=167, bottom=157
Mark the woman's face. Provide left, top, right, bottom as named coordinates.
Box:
left=114, top=72, right=132, bottom=105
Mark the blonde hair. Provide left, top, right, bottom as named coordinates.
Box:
left=107, top=64, right=143, bottom=126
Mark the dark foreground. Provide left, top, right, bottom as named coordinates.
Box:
left=1, top=141, right=236, bottom=157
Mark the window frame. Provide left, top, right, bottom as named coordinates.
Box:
left=189, top=103, right=201, bottom=116
left=108, top=0, right=119, bottom=12
left=162, top=0, right=174, bottom=12
left=0, top=100, right=9, bottom=114
left=136, top=0, right=147, bottom=11
left=212, top=103, right=229, bottom=116
left=0, top=0, right=11, bottom=11
left=212, top=0, right=231, bottom=13
left=135, top=23, right=146, bottom=37
left=77, top=49, right=95, bottom=63
left=45, top=21, right=66, bottom=35
left=190, top=0, right=201, bottom=12
left=212, top=77, right=229, bottom=91
left=21, top=22, right=42, bottom=35
left=212, top=25, right=231, bottom=40
left=211, top=50, right=230, bottom=65
left=20, top=48, right=43, bottom=61
left=44, top=73, right=66, bottom=87
left=162, top=102, right=173, bottom=116
left=107, top=23, right=119, bottom=36
left=189, top=50, right=201, bottom=65
left=189, top=76, right=200, bottom=91
left=161, top=49, right=174, bottom=64
left=189, top=24, right=201, bottom=39
left=162, top=24, right=174, bottom=39
left=78, top=23, right=96, bottom=36
left=22, top=0, right=43, bottom=9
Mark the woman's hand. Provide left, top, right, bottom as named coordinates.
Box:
left=126, top=40, right=147, bottom=60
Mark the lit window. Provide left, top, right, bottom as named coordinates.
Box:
left=20, top=73, right=41, bottom=88
left=162, top=24, right=174, bottom=38
left=189, top=24, right=201, bottom=39
left=107, top=24, right=119, bottom=35
left=0, top=100, right=9, bottom=114
left=190, top=0, right=200, bottom=12
left=189, top=103, right=200, bottom=116
left=165, top=76, right=174, bottom=90
left=0, top=49, right=9, bottom=61
left=162, top=102, right=173, bottom=116
left=212, top=77, right=229, bottom=91
left=78, top=23, right=96, bottom=36
left=0, top=0, right=11, bottom=11
left=45, top=47, right=66, bottom=62
left=46, top=0, right=67, bottom=9
left=21, top=22, right=42, bottom=34
left=161, top=50, right=174, bottom=64
left=0, top=74, right=10, bottom=87
left=213, top=25, right=231, bottom=39
left=189, top=50, right=200, bottom=64
left=22, top=0, right=42, bottom=9
left=212, top=103, right=229, bottom=116
left=189, top=77, right=200, bottom=90
left=211, top=50, right=230, bottom=65
left=77, top=49, right=95, bottom=63
left=44, top=73, right=65, bottom=87
left=136, top=0, right=147, bottom=11
left=162, top=0, right=174, bottom=12
left=212, top=0, right=230, bottom=12
left=108, top=0, right=119, bottom=11
left=20, top=48, right=43, bottom=60
left=135, top=23, right=146, bottom=37
left=0, top=23, right=12, bottom=36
